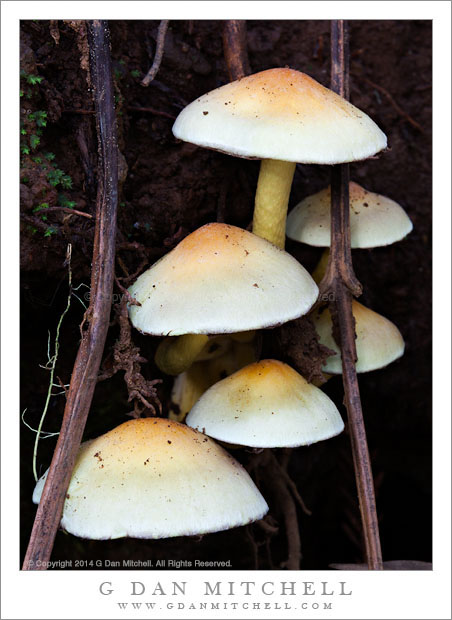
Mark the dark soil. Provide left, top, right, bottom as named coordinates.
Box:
left=20, top=20, right=432, bottom=570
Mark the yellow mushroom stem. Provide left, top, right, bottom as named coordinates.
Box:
left=155, top=331, right=256, bottom=376
left=155, top=334, right=209, bottom=376
left=252, top=159, right=297, bottom=249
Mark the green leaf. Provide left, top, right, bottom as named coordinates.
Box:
left=35, top=111, right=47, bottom=127
left=58, top=193, right=76, bottom=208
left=26, top=75, right=43, bottom=86
left=61, top=175, right=73, bottom=189
left=30, top=135, right=40, bottom=149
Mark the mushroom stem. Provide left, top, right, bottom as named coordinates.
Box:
left=253, top=159, right=296, bottom=248
left=155, top=331, right=257, bottom=376
left=155, top=334, right=209, bottom=376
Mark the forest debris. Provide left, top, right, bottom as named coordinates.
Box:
left=141, top=20, right=170, bottom=86
left=277, top=315, right=335, bottom=385
left=49, top=20, right=60, bottom=45
left=64, top=20, right=90, bottom=78
left=98, top=296, right=162, bottom=418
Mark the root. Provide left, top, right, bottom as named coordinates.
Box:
left=29, top=244, right=73, bottom=481
left=98, top=293, right=162, bottom=418
left=247, top=449, right=310, bottom=570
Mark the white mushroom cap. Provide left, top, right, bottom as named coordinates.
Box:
left=286, top=182, right=413, bottom=248
left=173, top=68, right=387, bottom=164
left=186, top=359, right=344, bottom=448
left=128, top=223, right=319, bottom=336
left=312, top=300, right=405, bottom=374
left=33, top=418, right=268, bottom=540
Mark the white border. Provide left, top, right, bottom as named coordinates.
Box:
left=2, top=2, right=451, bottom=619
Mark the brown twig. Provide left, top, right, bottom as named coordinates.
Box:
left=223, top=20, right=250, bottom=81
left=127, top=106, right=176, bottom=120
left=34, top=206, right=93, bottom=219
left=23, top=20, right=119, bottom=570
left=319, top=20, right=383, bottom=570
left=141, top=20, right=169, bottom=86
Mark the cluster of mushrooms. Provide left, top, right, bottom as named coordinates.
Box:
left=34, top=68, right=412, bottom=544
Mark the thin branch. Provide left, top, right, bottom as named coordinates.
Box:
left=223, top=20, right=250, bottom=82
left=33, top=206, right=93, bottom=219
left=141, top=20, right=169, bottom=86
left=126, top=105, right=176, bottom=120
left=23, top=20, right=119, bottom=570
left=319, top=20, right=383, bottom=571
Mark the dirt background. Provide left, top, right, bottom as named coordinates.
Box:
left=20, top=20, right=432, bottom=570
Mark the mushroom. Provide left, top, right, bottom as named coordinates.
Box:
left=173, top=68, right=387, bottom=249
left=128, top=222, right=318, bottom=375
left=32, top=418, right=268, bottom=540
left=311, top=301, right=405, bottom=374
left=286, top=181, right=413, bottom=248
left=185, top=359, right=344, bottom=448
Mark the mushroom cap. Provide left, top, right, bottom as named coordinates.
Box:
left=286, top=182, right=413, bottom=248
left=172, top=68, right=387, bottom=164
left=186, top=359, right=344, bottom=448
left=312, top=300, right=405, bottom=374
left=128, top=223, right=319, bottom=336
left=32, top=418, right=268, bottom=540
